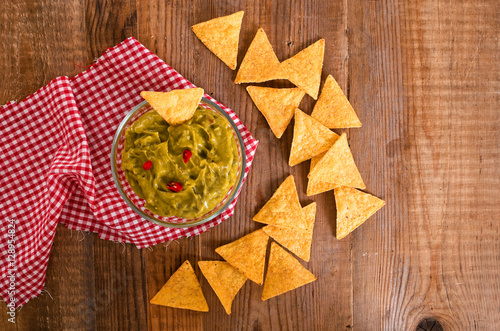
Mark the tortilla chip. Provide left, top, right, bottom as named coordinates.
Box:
left=311, top=75, right=361, bottom=128
left=289, top=109, right=339, bottom=166
left=253, top=175, right=308, bottom=229
left=306, top=151, right=337, bottom=196
left=215, top=229, right=269, bottom=285
left=281, top=39, right=325, bottom=99
left=262, top=242, right=316, bottom=300
left=141, top=88, right=204, bottom=126
left=191, top=11, right=244, bottom=70
left=247, top=86, right=305, bottom=138
left=262, top=203, right=316, bottom=262
left=335, top=187, right=385, bottom=239
left=234, top=28, right=287, bottom=83
left=198, top=261, right=247, bottom=314
left=150, top=260, right=209, bottom=312
left=308, top=133, right=365, bottom=189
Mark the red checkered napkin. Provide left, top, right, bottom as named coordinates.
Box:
left=0, top=38, right=258, bottom=307
left=60, top=37, right=257, bottom=246
left=0, top=77, right=95, bottom=307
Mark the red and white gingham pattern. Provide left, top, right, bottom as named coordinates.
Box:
left=0, top=77, right=95, bottom=307
left=0, top=37, right=258, bottom=307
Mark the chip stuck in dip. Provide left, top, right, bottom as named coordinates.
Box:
left=121, top=103, right=239, bottom=219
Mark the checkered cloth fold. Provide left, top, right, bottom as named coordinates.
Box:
left=0, top=37, right=258, bottom=307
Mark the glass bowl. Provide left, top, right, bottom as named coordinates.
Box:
left=110, top=97, right=246, bottom=228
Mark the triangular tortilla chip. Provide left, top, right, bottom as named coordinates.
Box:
left=247, top=86, right=305, bottom=138
left=311, top=75, right=361, bottom=128
left=141, top=88, right=204, bottom=126
left=150, top=260, right=208, bottom=312
left=215, top=229, right=269, bottom=285
left=262, top=242, right=316, bottom=300
left=281, top=39, right=325, bottom=99
left=289, top=109, right=339, bottom=166
left=191, top=11, right=244, bottom=70
left=306, top=151, right=337, bottom=196
left=198, top=261, right=247, bottom=314
left=335, top=187, right=385, bottom=239
left=234, top=28, right=287, bottom=83
left=253, top=175, right=308, bottom=229
left=262, top=203, right=316, bottom=262
left=308, top=133, right=365, bottom=189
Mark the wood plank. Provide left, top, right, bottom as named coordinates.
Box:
left=83, top=0, right=147, bottom=330
left=0, top=1, right=94, bottom=330
left=138, top=0, right=352, bottom=330
left=348, top=0, right=500, bottom=329
left=91, top=237, right=148, bottom=330
left=84, top=0, right=137, bottom=62
left=0, top=0, right=87, bottom=103
left=33, top=226, right=96, bottom=330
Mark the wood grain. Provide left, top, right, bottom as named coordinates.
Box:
left=0, top=0, right=86, bottom=103
left=348, top=0, right=500, bottom=329
left=0, top=0, right=499, bottom=330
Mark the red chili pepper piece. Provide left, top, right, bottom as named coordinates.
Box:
left=182, top=149, right=192, bottom=164
left=142, top=160, right=153, bottom=170
left=167, top=181, right=183, bottom=192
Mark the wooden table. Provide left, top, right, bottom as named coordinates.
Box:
left=1, top=0, right=499, bottom=330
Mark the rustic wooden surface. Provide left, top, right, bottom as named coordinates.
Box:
left=1, top=0, right=499, bottom=330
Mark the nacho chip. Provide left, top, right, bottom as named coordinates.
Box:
left=253, top=175, right=308, bottom=229
left=335, top=187, right=385, bottom=239
left=262, top=242, right=316, bottom=300
left=215, top=229, right=269, bottom=285
left=262, top=203, right=316, bottom=262
left=198, top=261, right=247, bottom=314
left=311, top=75, right=361, bottom=128
left=247, top=86, right=305, bottom=138
left=140, top=88, right=204, bottom=126
left=234, top=28, right=287, bottom=83
left=306, top=151, right=337, bottom=196
left=289, top=109, right=339, bottom=166
left=281, top=39, right=325, bottom=99
left=191, top=11, right=244, bottom=70
left=150, top=260, right=209, bottom=312
left=307, top=133, right=365, bottom=189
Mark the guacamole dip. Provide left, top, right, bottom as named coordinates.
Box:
left=121, top=106, right=239, bottom=219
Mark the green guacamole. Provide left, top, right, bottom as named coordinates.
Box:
left=121, top=106, right=239, bottom=219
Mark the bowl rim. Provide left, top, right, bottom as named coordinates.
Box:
left=110, top=97, right=247, bottom=228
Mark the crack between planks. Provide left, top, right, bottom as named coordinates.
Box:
left=344, top=0, right=350, bottom=102
left=129, top=0, right=136, bottom=37
left=82, top=2, right=98, bottom=329
left=350, top=238, right=354, bottom=330
left=344, top=0, right=354, bottom=329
